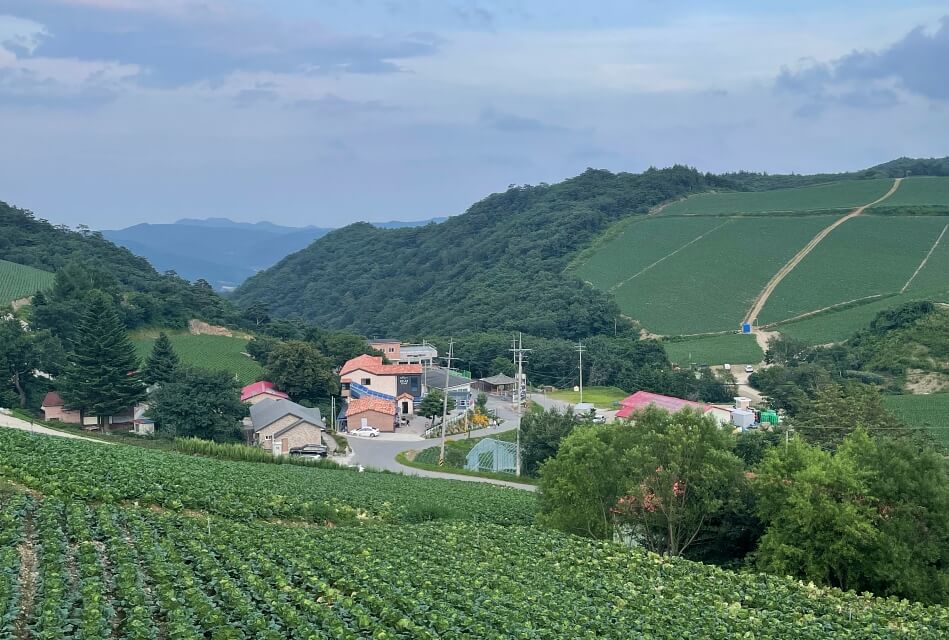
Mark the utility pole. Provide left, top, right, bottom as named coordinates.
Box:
left=330, top=396, right=335, bottom=432
left=575, top=340, right=586, bottom=405
left=438, top=339, right=454, bottom=466
left=510, top=333, right=531, bottom=476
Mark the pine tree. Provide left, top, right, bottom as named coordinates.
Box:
left=143, top=332, right=180, bottom=386
left=59, top=292, right=146, bottom=431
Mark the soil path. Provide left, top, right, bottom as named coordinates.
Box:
left=901, top=223, right=947, bottom=293
left=742, top=178, right=903, bottom=327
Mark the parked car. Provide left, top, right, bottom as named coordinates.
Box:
left=352, top=426, right=380, bottom=438
left=592, top=413, right=607, bottom=424
left=745, top=365, right=755, bottom=373
left=289, top=444, right=328, bottom=458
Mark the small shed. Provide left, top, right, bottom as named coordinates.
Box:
left=474, top=374, right=516, bottom=394
left=465, top=438, right=517, bottom=474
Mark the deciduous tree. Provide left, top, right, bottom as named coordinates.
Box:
left=264, top=340, right=336, bottom=403
left=151, top=367, right=247, bottom=441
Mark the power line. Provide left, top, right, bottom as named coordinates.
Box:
left=509, top=333, right=532, bottom=477
left=575, top=341, right=586, bottom=405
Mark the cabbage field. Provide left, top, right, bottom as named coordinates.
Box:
left=0, top=429, right=947, bottom=638
left=3, top=494, right=946, bottom=640
left=0, top=259, right=54, bottom=304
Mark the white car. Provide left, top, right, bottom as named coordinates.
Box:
left=745, top=365, right=755, bottom=373
left=591, top=414, right=607, bottom=424
left=352, top=426, right=380, bottom=438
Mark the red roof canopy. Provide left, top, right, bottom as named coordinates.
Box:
left=340, top=354, right=422, bottom=377
left=616, top=391, right=711, bottom=419
left=240, top=381, right=289, bottom=403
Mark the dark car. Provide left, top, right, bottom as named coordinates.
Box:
left=289, top=444, right=329, bottom=458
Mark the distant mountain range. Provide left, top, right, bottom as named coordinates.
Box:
left=103, top=216, right=446, bottom=290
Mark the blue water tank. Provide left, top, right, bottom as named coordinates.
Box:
left=741, top=323, right=752, bottom=334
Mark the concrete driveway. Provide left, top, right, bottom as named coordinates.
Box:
left=0, top=412, right=111, bottom=444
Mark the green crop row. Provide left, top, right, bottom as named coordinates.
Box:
left=0, top=259, right=54, bottom=304
left=0, top=429, right=536, bottom=526
left=3, top=496, right=947, bottom=639
left=663, top=333, right=764, bottom=366
left=131, top=332, right=262, bottom=384
left=660, top=178, right=893, bottom=216
left=874, top=176, right=949, bottom=208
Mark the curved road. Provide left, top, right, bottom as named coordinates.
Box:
left=345, top=394, right=574, bottom=492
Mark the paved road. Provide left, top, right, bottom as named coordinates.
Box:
left=343, top=394, right=576, bottom=492
left=0, top=412, right=111, bottom=444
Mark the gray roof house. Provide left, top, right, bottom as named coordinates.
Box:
left=248, top=398, right=325, bottom=453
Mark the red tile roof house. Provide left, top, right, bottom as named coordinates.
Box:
left=41, top=391, right=82, bottom=424
left=339, top=355, right=422, bottom=415
left=616, top=391, right=731, bottom=425
left=346, top=396, right=398, bottom=432
left=240, top=381, right=290, bottom=405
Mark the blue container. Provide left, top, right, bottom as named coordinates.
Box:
left=741, top=323, right=752, bottom=334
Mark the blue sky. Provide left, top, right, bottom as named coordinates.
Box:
left=0, top=0, right=947, bottom=228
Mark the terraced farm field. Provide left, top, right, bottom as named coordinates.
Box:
left=758, top=216, right=949, bottom=325
left=0, top=429, right=944, bottom=639
left=584, top=215, right=836, bottom=335
left=132, top=331, right=262, bottom=384
left=0, top=259, right=54, bottom=303
left=884, top=393, right=949, bottom=446
left=660, top=178, right=892, bottom=216
left=872, top=175, right=949, bottom=208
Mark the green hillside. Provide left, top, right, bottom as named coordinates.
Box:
left=0, top=259, right=54, bottom=303
left=663, top=333, right=764, bottom=366
left=132, top=331, right=262, bottom=384
left=659, top=178, right=892, bottom=216
left=0, top=428, right=944, bottom=638
left=232, top=167, right=730, bottom=339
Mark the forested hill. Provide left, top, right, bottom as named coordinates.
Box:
left=0, top=200, right=232, bottom=327
left=233, top=166, right=728, bottom=339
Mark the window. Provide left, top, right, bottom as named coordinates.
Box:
left=361, top=378, right=371, bottom=386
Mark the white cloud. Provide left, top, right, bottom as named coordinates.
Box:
left=0, top=15, right=47, bottom=54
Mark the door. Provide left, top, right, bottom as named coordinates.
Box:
left=401, top=401, right=409, bottom=414
left=281, top=438, right=289, bottom=454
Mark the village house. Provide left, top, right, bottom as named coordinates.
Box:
left=340, top=354, right=422, bottom=414
left=615, top=391, right=732, bottom=426
left=345, top=396, right=398, bottom=432
left=240, top=381, right=289, bottom=405
left=248, top=398, right=325, bottom=454
left=368, top=339, right=438, bottom=366
left=41, top=391, right=152, bottom=432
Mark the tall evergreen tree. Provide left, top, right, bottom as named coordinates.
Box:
left=59, top=292, right=146, bottom=431
left=143, top=332, right=180, bottom=386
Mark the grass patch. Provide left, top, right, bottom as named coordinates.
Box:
left=546, top=386, right=628, bottom=409
left=663, top=333, right=764, bottom=366
left=131, top=330, right=262, bottom=384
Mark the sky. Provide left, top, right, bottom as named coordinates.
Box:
left=0, top=1, right=947, bottom=229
